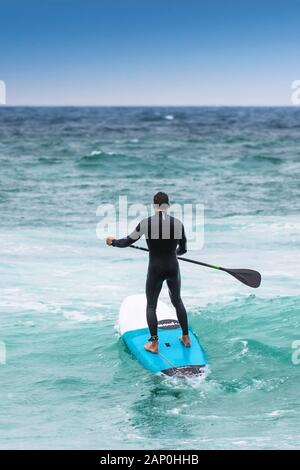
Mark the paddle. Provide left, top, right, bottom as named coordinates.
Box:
left=130, top=245, right=261, bottom=288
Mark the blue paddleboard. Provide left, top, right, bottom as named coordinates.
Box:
left=118, top=294, right=207, bottom=377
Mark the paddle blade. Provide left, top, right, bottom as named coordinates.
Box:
left=225, top=268, right=261, bottom=288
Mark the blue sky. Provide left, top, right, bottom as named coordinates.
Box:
left=1, top=0, right=299, bottom=105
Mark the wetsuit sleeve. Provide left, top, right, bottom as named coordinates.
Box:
left=176, top=224, right=187, bottom=255
left=112, top=222, right=143, bottom=248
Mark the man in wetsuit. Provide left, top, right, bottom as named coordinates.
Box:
left=106, top=192, right=190, bottom=354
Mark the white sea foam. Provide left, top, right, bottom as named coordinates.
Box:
left=240, top=340, right=249, bottom=356
left=63, top=311, right=105, bottom=322
left=167, top=408, right=181, bottom=415
left=0, top=288, right=49, bottom=312
left=266, top=409, right=296, bottom=417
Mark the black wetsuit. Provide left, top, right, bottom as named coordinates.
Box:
left=112, top=212, right=188, bottom=339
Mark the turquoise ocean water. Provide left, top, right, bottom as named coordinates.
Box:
left=0, top=107, right=299, bottom=449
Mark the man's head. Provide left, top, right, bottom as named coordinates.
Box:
left=153, top=192, right=169, bottom=212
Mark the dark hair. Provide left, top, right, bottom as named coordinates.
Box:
left=153, top=191, right=169, bottom=207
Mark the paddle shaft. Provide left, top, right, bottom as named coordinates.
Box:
left=130, top=245, right=222, bottom=271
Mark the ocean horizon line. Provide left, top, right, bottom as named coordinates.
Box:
left=0, top=104, right=297, bottom=109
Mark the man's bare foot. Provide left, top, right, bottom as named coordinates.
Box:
left=179, top=335, right=191, bottom=348
left=144, top=341, right=158, bottom=353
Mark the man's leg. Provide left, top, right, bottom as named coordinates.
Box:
left=145, top=272, right=163, bottom=353
left=167, top=271, right=190, bottom=347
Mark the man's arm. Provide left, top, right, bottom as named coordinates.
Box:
left=176, top=224, right=187, bottom=255
left=106, top=223, right=142, bottom=248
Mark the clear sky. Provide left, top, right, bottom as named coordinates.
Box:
left=1, top=0, right=299, bottom=105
